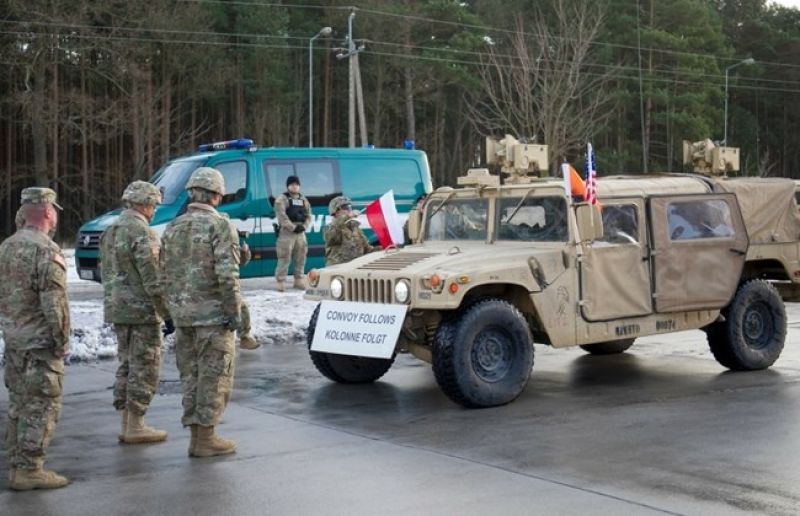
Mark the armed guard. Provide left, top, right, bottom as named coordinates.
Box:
left=0, top=187, right=70, bottom=490
left=161, top=167, right=242, bottom=457
left=324, top=196, right=373, bottom=266
left=100, top=181, right=171, bottom=444
left=273, top=175, right=311, bottom=291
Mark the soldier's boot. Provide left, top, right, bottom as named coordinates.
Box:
left=118, top=409, right=128, bottom=442
left=293, top=277, right=307, bottom=290
left=9, top=467, right=69, bottom=491
left=122, top=413, right=168, bottom=444
left=192, top=426, right=236, bottom=458
left=239, top=334, right=260, bottom=350
left=188, top=424, right=199, bottom=456
left=276, top=280, right=286, bottom=292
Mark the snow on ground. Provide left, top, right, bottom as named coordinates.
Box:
left=0, top=248, right=318, bottom=364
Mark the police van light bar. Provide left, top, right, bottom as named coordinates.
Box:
left=198, top=139, right=256, bottom=152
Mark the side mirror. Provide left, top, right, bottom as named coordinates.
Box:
left=407, top=208, right=422, bottom=244
left=575, top=204, right=603, bottom=242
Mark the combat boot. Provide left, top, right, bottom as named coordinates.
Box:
left=293, top=277, right=307, bottom=290
left=9, top=467, right=69, bottom=491
left=239, top=334, right=260, bottom=350
left=192, top=426, right=236, bottom=458
left=188, top=424, right=198, bottom=456
left=276, top=280, right=286, bottom=292
left=118, top=409, right=128, bottom=442
left=122, top=413, right=168, bottom=444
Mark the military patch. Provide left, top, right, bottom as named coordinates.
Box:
left=53, top=253, right=67, bottom=270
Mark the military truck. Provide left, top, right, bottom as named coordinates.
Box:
left=304, top=138, right=800, bottom=408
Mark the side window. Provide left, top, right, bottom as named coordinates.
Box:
left=215, top=161, right=248, bottom=205
left=496, top=196, right=568, bottom=242
left=668, top=199, right=735, bottom=241
left=599, top=204, right=639, bottom=244
left=263, top=160, right=341, bottom=205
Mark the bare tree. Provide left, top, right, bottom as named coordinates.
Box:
left=467, top=0, right=616, bottom=172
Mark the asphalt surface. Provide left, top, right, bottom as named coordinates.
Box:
left=2, top=280, right=800, bottom=515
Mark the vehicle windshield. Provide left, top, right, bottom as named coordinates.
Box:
left=497, top=196, right=568, bottom=242
left=424, top=198, right=488, bottom=241
left=149, top=159, right=204, bottom=205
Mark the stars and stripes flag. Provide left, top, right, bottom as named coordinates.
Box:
left=584, top=143, right=598, bottom=205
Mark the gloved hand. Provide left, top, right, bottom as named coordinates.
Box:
left=223, top=315, right=242, bottom=332
left=293, top=224, right=306, bottom=234
left=162, top=319, right=176, bottom=336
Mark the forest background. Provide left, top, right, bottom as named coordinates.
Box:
left=1, top=0, right=799, bottom=241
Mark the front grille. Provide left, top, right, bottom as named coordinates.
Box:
left=346, top=278, right=393, bottom=303
left=77, top=231, right=102, bottom=250
left=358, top=252, right=439, bottom=271
left=78, top=257, right=98, bottom=269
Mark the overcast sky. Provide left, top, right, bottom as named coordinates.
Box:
left=772, top=0, right=800, bottom=8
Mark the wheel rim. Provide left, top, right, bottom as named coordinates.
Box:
left=743, top=301, right=774, bottom=350
left=470, top=326, right=515, bottom=382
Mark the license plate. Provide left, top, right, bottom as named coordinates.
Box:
left=79, top=270, right=94, bottom=280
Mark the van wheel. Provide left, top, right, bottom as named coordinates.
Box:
left=307, top=304, right=394, bottom=383
left=707, top=280, right=786, bottom=370
left=579, top=339, right=635, bottom=355
left=432, top=299, right=534, bottom=408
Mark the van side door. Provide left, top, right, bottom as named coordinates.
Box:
left=648, top=193, right=748, bottom=313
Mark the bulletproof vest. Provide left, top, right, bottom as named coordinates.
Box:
left=284, top=193, right=308, bottom=223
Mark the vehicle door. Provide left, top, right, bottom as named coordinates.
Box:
left=262, top=159, right=342, bottom=275
left=578, top=199, right=652, bottom=321
left=210, top=159, right=262, bottom=278
left=648, top=193, right=748, bottom=312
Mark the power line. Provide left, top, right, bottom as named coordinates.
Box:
left=4, top=19, right=798, bottom=89
left=177, top=0, right=800, bottom=71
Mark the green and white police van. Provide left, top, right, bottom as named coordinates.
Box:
left=75, top=139, right=433, bottom=280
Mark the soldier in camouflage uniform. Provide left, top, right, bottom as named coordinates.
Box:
left=0, top=188, right=70, bottom=491
left=273, top=175, right=311, bottom=291
left=324, top=196, right=373, bottom=266
left=100, top=181, right=171, bottom=444
left=161, top=167, right=241, bottom=457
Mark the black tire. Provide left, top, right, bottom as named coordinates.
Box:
left=432, top=298, right=534, bottom=408
left=579, top=339, right=635, bottom=355
left=306, top=304, right=395, bottom=383
left=707, top=280, right=786, bottom=371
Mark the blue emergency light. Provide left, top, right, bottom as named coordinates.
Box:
left=198, top=139, right=256, bottom=152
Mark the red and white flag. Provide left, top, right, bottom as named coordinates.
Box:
left=365, top=190, right=404, bottom=248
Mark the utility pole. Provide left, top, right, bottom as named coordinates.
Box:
left=336, top=9, right=365, bottom=148
left=353, top=52, right=368, bottom=146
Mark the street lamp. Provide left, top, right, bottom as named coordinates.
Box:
left=309, top=26, right=333, bottom=148
left=724, top=57, right=755, bottom=146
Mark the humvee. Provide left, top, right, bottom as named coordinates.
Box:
left=305, top=140, right=800, bottom=408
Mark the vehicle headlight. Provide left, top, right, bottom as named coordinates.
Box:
left=330, top=278, right=344, bottom=299
left=394, top=280, right=410, bottom=304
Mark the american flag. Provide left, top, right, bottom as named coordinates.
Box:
left=584, top=143, right=598, bottom=205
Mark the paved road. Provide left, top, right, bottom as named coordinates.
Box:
left=2, top=281, right=800, bottom=515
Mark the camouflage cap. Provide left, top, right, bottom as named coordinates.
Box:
left=328, top=195, right=352, bottom=215
left=186, top=167, right=225, bottom=195
left=122, top=180, right=162, bottom=206
left=20, top=187, right=63, bottom=210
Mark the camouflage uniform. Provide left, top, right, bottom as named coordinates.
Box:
left=100, top=181, right=169, bottom=428
left=0, top=188, right=69, bottom=488
left=324, top=196, right=373, bottom=266
left=274, top=188, right=312, bottom=287
left=237, top=240, right=258, bottom=349
left=161, top=169, right=241, bottom=436
left=324, top=214, right=373, bottom=266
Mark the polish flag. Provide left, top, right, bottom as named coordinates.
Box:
left=365, top=190, right=404, bottom=248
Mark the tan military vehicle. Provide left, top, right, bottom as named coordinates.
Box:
left=305, top=139, right=800, bottom=408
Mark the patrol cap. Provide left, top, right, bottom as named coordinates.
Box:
left=20, top=187, right=63, bottom=211
left=122, top=181, right=162, bottom=206
left=186, top=167, right=225, bottom=195
left=328, top=195, right=352, bottom=215
left=286, top=175, right=301, bottom=188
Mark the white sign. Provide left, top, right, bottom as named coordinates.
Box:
left=311, top=300, right=408, bottom=359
